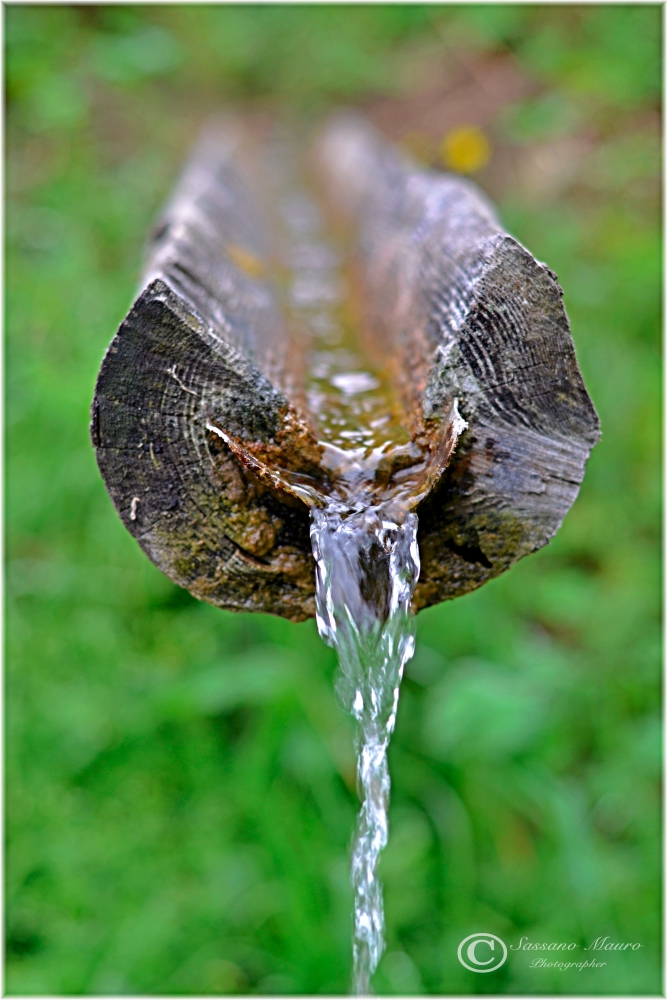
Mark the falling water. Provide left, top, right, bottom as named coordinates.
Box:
left=273, top=178, right=422, bottom=994
left=254, top=135, right=449, bottom=993
left=311, top=501, right=420, bottom=994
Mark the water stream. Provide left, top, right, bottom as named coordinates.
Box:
left=311, top=502, right=420, bottom=994
left=233, top=133, right=457, bottom=993
left=273, top=171, right=427, bottom=993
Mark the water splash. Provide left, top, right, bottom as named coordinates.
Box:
left=311, top=502, right=420, bottom=994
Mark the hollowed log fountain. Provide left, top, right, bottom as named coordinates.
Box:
left=91, top=114, right=599, bottom=993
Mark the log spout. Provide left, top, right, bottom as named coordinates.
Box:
left=91, top=115, right=600, bottom=622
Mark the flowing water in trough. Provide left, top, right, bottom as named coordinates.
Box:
left=243, top=136, right=457, bottom=993
left=273, top=174, right=426, bottom=994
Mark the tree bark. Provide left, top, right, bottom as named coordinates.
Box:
left=91, top=115, right=600, bottom=622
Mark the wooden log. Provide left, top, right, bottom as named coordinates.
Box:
left=91, top=115, right=599, bottom=621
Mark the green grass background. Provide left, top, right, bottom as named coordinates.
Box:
left=6, top=4, right=661, bottom=995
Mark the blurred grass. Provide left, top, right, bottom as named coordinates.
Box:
left=5, top=5, right=661, bottom=995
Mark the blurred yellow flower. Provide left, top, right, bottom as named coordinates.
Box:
left=440, top=126, right=491, bottom=174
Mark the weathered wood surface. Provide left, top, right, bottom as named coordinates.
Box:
left=91, top=115, right=599, bottom=621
